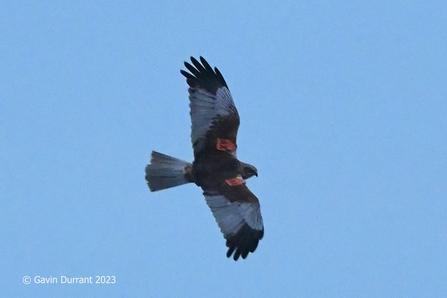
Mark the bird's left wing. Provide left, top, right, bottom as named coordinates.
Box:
left=203, top=180, right=264, bottom=261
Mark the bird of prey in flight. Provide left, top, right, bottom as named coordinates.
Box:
left=145, top=57, right=264, bottom=260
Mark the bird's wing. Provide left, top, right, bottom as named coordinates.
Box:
left=180, top=56, right=240, bottom=158
left=202, top=178, right=264, bottom=260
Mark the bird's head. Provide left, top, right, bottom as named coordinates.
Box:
left=241, top=163, right=258, bottom=179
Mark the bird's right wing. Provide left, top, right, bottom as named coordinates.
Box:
left=180, top=56, right=240, bottom=158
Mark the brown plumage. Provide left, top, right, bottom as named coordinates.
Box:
left=145, top=57, right=264, bottom=260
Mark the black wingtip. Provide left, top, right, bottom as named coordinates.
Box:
left=225, top=224, right=264, bottom=261
left=180, top=56, right=228, bottom=93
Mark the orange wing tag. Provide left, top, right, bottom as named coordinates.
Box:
left=225, top=176, right=246, bottom=186
left=216, top=138, right=236, bottom=151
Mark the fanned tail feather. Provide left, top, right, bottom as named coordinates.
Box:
left=145, top=151, right=193, bottom=191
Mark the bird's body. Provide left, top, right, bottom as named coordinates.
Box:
left=145, top=57, right=264, bottom=260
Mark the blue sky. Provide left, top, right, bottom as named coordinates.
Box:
left=1, top=1, right=446, bottom=297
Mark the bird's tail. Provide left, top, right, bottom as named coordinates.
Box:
left=145, top=151, right=193, bottom=192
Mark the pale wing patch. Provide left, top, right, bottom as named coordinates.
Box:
left=215, top=88, right=237, bottom=116
left=189, top=91, right=214, bottom=148
left=189, top=86, right=236, bottom=152
left=204, top=193, right=264, bottom=237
